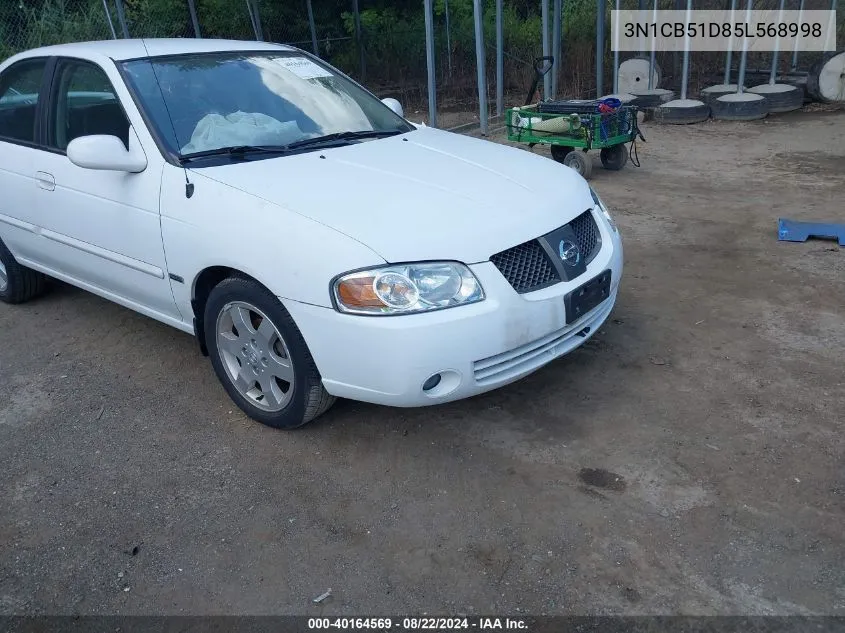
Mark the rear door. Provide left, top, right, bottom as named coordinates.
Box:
left=31, top=56, right=181, bottom=320
left=0, top=57, right=52, bottom=261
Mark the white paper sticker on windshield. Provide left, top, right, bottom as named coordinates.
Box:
left=276, top=57, right=333, bottom=80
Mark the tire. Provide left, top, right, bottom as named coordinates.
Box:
left=550, top=144, right=573, bottom=163
left=600, top=144, right=628, bottom=171
left=0, top=239, right=47, bottom=304
left=563, top=150, right=593, bottom=179
left=654, top=102, right=711, bottom=124
left=747, top=84, right=803, bottom=113
left=630, top=89, right=675, bottom=108
left=629, top=93, right=662, bottom=108
left=204, top=276, right=335, bottom=429
left=711, top=93, right=769, bottom=121
left=699, top=85, right=740, bottom=105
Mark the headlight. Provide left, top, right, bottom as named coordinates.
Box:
left=333, top=262, right=485, bottom=315
left=590, top=186, right=617, bottom=233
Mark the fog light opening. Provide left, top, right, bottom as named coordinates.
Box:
left=420, top=370, right=461, bottom=398
left=422, top=373, right=442, bottom=392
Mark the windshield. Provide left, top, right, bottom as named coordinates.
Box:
left=120, top=51, right=413, bottom=160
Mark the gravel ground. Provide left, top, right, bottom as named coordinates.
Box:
left=0, top=108, right=843, bottom=616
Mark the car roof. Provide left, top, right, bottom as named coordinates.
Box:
left=5, top=38, right=296, bottom=65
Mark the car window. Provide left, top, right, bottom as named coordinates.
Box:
left=0, top=59, right=47, bottom=144
left=121, top=52, right=412, bottom=158
left=53, top=60, right=130, bottom=151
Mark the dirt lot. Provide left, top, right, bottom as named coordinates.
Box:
left=1, top=108, right=843, bottom=616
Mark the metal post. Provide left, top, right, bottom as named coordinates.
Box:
left=246, top=0, right=263, bottom=41
left=638, top=0, right=647, bottom=55
left=674, top=0, right=682, bottom=83
left=737, top=0, right=753, bottom=94
left=253, top=0, right=264, bottom=40
left=769, top=0, right=786, bottom=84
left=114, top=0, right=130, bottom=38
left=102, top=0, right=117, bottom=39
left=352, top=0, right=365, bottom=81
left=613, top=0, right=620, bottom=94
left=424, top=0, right=437, bottom=127
left=496, top=0, right=504, bottom=115
left=596, top=0, right=606, bottom=97
left=647, top=0, right=657, bottom=90
left=187, top=0, right=201, bottom=38
left=823, top=0, right=836, bottom=54
left=542, top=0, right=551, bottom=100
left=681, top=0, right=691, bottom=99
left=307, top=0, right=319, bottom=55
left=245, top=0, right=254, bottom=36
left=445, top=0, right=453, bottom=78
left=791, top=0, right=805, bottom=71
left=553, top=0, right=562, bottom=98
left=724, top=0, right=736, bottom=84
left=473, top=0, right=489, bottom=134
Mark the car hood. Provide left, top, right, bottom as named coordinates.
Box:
left=196, top=126, right=595, bottom=263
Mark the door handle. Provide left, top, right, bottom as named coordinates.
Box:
left=35, top=171, right=56, bottom=191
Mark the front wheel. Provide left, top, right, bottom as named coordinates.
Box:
left=204, top=276, right=335, bottom=429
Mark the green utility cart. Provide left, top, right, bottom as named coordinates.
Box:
left=505, top=58, right=644, bottom=179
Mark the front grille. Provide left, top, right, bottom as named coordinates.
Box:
left=490, top=240, right=559, bottom=294
left=490, top=210, right=602, bottom=294
left=570, top=210, right=600, bottom=263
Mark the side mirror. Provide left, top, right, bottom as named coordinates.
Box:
left=67, top=133, right=147, bottom=173
left=381, top=97, right=404, bottom=118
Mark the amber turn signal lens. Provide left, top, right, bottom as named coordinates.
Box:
left=336, top=276, right=384, bottom=308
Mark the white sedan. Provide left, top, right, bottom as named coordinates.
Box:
left=0, top=39, right=623, bottom=429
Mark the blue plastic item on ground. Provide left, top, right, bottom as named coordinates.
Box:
left=778, top=218, right=845, bottom=247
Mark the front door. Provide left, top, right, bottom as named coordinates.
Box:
left=30, top=56, right=180, bottom=320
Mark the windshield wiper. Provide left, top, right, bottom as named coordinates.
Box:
left=179, top=130, right=403, bottom=164
left=284, top=129, right=403, bottom=150
left=179, top=145, right=291, bottom=164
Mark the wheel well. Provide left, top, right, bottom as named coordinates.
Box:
left=191, top=266, right=262, bottom=356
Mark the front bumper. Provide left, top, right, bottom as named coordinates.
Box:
left=285, top=215, right=623, bottom=407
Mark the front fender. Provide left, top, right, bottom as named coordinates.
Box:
left=159, top=166, right=385, bottom=323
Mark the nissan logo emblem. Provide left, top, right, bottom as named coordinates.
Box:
left=558, top=240, right=581, bottom=266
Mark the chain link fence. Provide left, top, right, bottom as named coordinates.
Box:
left=1, top=1, right=113, bottom=61
left=1, top=0, right=843, bottom=132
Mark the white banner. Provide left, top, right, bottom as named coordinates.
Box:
left=610, top=10, right=837, bottom=52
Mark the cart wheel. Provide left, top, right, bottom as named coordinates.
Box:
left=600, top=144, right=628, bottom=171
left=550, top=145, right=573, bottom=163
left=563, top=150, right=593, bottom=179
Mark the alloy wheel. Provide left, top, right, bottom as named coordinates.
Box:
left=215, top=301, right=295, bottom=412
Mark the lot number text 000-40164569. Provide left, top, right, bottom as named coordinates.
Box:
left=306, top=617, right=530, bottom=630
